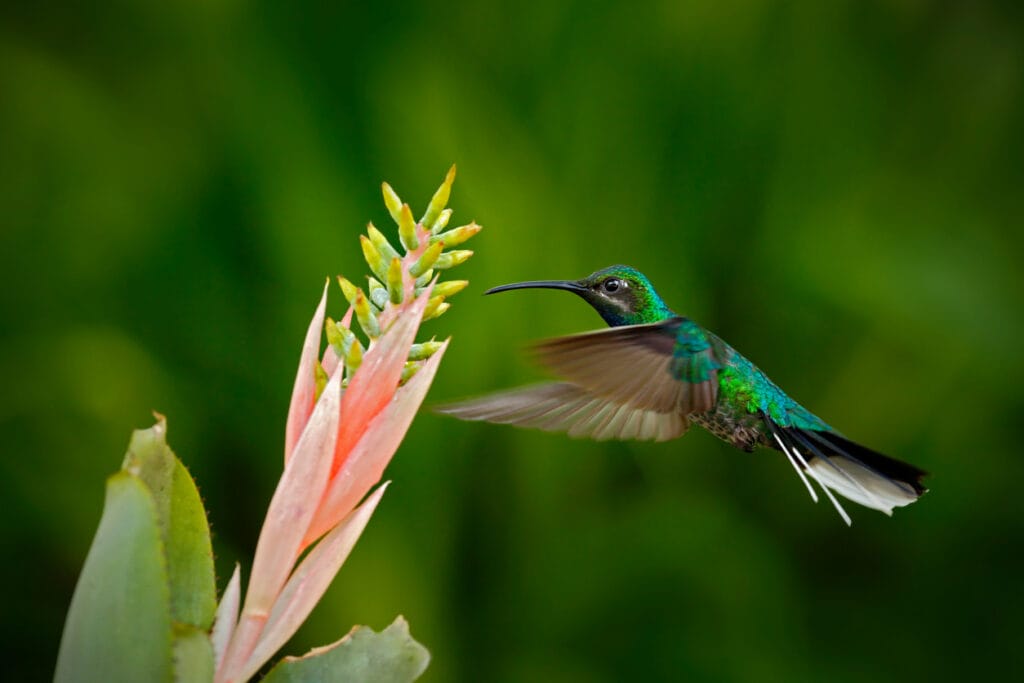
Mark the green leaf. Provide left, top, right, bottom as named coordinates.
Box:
left=173, top=624, right=215, bottom=683
left=55, top=473, right=174, bottom=683
left=261, top=617, right=430, bottom=683
left=122, top=416, right=217, bottom=629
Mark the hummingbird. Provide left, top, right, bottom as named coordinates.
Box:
left=437, top=265, right=927, bottom=524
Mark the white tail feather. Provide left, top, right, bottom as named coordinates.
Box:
left=771, top=431, right=819, bottom=504
left=771, top=429, right=853, bottom=525
left=807, top=457, right=918, bottom=516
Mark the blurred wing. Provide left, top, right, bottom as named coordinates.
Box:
left=533, top=319, right=720, bottom=415
left=435, top=382, right=688, bottom=442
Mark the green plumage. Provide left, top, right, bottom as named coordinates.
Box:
left=440, top=265, right=928, bottom=524
left=690, top=346, right=828, bottom=448
left=563, top=266, right=829, bottom=446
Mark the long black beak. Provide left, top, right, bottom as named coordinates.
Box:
left=484, top=279, right=587, bottom=295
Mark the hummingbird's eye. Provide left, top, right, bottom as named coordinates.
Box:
left=602, top=278, right=622, bottom=293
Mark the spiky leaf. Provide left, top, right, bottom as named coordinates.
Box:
left=54, top=473, right=174, bottom=683
left=122, top=418, right=217, bottom=629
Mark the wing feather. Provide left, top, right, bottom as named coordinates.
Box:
left=532, top=320, right=720, bottom=415
left=435, top=382, right=688, bottom=442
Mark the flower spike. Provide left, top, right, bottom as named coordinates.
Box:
left=334, top=165, right=481, bottom=382
left=215, top=167, right=476, bottom=683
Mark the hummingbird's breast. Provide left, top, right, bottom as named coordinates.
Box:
left=688, top=406, right=767, bottom=451
left=687, top=354, right=798, bottom=450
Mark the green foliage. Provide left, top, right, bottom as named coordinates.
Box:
left=54, top=473, right=174, bottom=683
left=123, top=418, right=217, bottom=630
left=262, top=617, right=429, bottom=683
left=173, top=625, right=216, bottom=683
left=55, top=421, right=216, bottom=682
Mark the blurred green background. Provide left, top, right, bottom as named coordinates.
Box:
left=3, top=1, right=1023, bottom=680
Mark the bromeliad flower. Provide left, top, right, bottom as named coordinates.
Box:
left=213, top=167, right=479, bottom=683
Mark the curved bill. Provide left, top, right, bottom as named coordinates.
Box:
left=485, top=280, right=587, bottom=295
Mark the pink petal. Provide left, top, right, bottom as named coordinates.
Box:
left=251, top=370, right=342, bottom=608
left=330, top=289, right=431, bottom=477
left=303, top=340, right=448, bottom=546
left=211, top=564, right=242, bottom=670
left=285, top=281, right=330, bottom=465
left=218, top=369, right=343, bottom=682
left=233, top=483, right=390, bottom=683
left=321, top=346, right=340, bottom=377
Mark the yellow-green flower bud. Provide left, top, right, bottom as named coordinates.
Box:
left=422, top=295, right=444, bottom=320
left=424, top=301, right=450, bottom=321
left=422, top=295, right=451, bottom=321
left=430, top=222, right=480, bottom=248
left=400, top=361, right=421, bottom=383
left=431, top=208, right=452, bottom=234
left=337, top=276, right=359, bottom=306
left=367, top=277, right=388, bottom=309
left=360, top=234, right=389, bottom=282
left=410, top=240, right=444, bottom=278
left=431, top=279, right=469, bottom=298
left=325, top=317, right=357, bottom=357
left=434, top=250, right=473, bottom=270
left=414, top=269, right=434, bottom=288
left=381, top=182, right=403, bottom=226
left=398, top=203, right=418, bottom=251
left=314, top=361, right=329, bottom=400
left=345, top=338, right=363, bottom=373
left=354, top=288, right=380, bottom=338
left=387, top=257, right=404, bottom=304
left=325, top=317, right=344, bottom=348
left=408, top=340, right=444, bottom=360
left=367, top=222, right=400, bottom=263
left=421, top=164, right=456, bottom=231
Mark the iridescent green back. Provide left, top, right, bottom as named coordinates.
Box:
left=690, top=334, right=832, bottom=448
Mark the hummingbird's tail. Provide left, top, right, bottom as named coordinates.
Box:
left=764, top=418, right=927, bottom=525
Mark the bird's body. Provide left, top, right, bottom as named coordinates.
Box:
left=691, top=351, right=813, bottom=451
left=438, top=265, right=928, bottom=524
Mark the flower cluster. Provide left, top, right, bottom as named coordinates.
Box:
left=214, top=167, right=479, bottom=683
left=324, top=165, right=478, bottom=389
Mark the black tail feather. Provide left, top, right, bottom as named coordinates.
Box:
left=761, top=419, right=928, bottom=519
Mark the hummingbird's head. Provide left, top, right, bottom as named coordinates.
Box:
left=486, top=264, right=675, bottom=327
